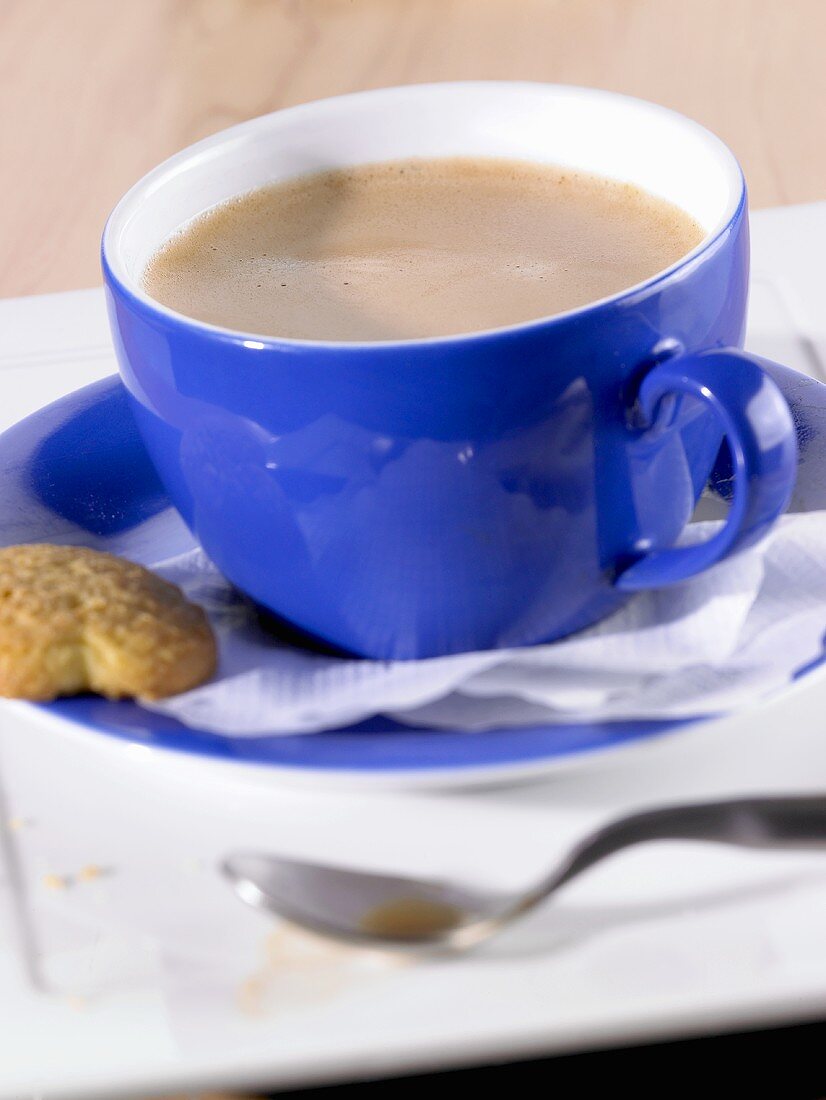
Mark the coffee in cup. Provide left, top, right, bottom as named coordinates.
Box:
left=143, top=157, right=703, bottom=342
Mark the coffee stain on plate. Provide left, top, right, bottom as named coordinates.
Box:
left=236, top=924, right=405, bottom=1018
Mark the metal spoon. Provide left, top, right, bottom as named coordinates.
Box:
left=222, top=794, right=826, bottom=951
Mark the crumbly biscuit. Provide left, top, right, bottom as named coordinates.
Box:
left=0, top=544, right=217, bottom=701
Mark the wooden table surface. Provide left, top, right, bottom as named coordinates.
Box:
left=2, top=0, right=825, bottom=298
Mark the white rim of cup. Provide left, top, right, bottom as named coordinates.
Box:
left=101, top=81, right=747, bottom=351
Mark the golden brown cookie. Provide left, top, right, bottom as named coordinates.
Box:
left=0, top=544, right=217, bottom=701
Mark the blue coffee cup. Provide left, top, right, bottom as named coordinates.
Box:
left=102, top=83, right=798, bottom=660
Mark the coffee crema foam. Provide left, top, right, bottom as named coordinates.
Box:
left=143, top=157, right=705, bottom=342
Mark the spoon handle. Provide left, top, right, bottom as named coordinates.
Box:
left=534, top=795, right=826, bottom=902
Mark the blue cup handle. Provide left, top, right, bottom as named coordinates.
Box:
left=616, top=348, right=798, bottom=591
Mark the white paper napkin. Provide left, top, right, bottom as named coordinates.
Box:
left=144, top=511, right=826, bottom=735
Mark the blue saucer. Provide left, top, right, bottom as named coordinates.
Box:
left=2, top=374, right=824, bottom=782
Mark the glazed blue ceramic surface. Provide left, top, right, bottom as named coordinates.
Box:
left=101, top=84, right=798, bottom=660
left=1, top=372, right=823, bottom=777
left=103, top=196, right=796, bottom=660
